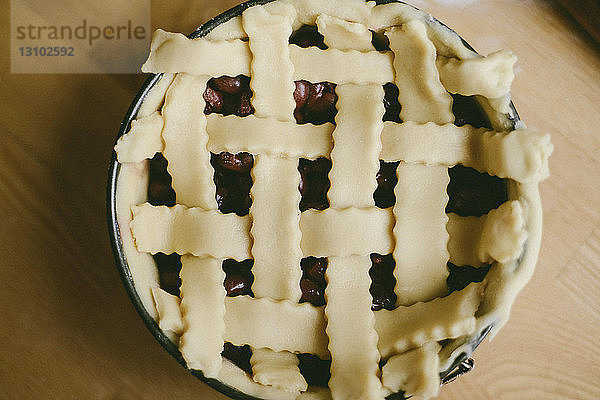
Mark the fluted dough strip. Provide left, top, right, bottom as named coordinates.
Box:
left=114, top=111, right=164, bottom=163
left=116, top=162, right=158, bottom=319
left=243, top=5, right=296, bottom=121
left=316, top=15, right=374, bottom=51
left=300, top=208, right=394, bottom=257
left=447, top=201, right=527, bottom=266
left=243, top=5, right=306, bottom=388
left=380, top=122, right=553, bottom=183
left=386, top=21, right=454, bottom=125
left=206, top=114, right=333, bottom=159
left=151, top=287, right=183, bottom=335
left=328, top=84, right=383, bottom=208
left=131, top=203, right=252, bottom=261
left=290, top=45, right=394, bottom=84
left=381, top=342, right=441, bottom=400
left=326, top=256, right=383, bottom=400
left=447, top=213, right=486, bottom=267
left=179, top=256, right=226, bottom=378
left=437, top=50, right=517, bottom=99
left=224, top=297, right=329, bottom=358
left=375, top=283, right=483, bottom=358
left=250, top=155, right=303, bottom=302
left=142, top=29, right=393, bottom=86
left=250, top=348, right=307, bottom=393
left=393, top=163, right=450, bottom=306
left=161, top=74, right=217, bottom=209
left=280, top=0, right=374, bottom=25
left=142, top=29, right=251, bottom=76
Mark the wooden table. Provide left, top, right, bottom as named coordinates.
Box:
left=1, top=0, right=599, bottom=398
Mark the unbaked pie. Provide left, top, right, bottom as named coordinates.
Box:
left=111, top=0, right=553, bottom=399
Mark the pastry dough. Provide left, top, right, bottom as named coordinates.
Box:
left=376, top=283, right=483, bottom=358
left=113, top=1, right=553, bottom=398
left=179, top=256, right=226, bottom=378
left=114, top=112, right=164, bottom=163
left=131, top=203, right=252, bottom=260
left=300, top=208, right=395, bottom=257
left=393, top=163, right=450, bottom=306
left=328, top=84, right=383, bottom=208
left=325, top=256, right=382, bottom=400
left=161, top=74, right=216, bottom=209
left=381, top=342, right=441, bottom=399
left=386, top=21, right=454, bottom=125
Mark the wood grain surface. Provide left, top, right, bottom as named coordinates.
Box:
left=1, top=0, right=599, bottom=399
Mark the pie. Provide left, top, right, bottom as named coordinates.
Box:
left=111, top=0, right=553, bottom=399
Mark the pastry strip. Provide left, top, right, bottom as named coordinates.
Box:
left=325, top=256, right=383, bottom=400
left=206, top=114, right=333, bottom=159
left=437, top=50, right=517, bottom=99
left=243, top=5, right=296, bottom=121
left=114, top=111, right=164, bottom=163
left=300, top=208, right=395, bottom=257
left=279, top=0, right=373, bottom=25
left=447, top=213, right=486, bottom=267
left=386, top=20, right=454, bottom=125
left=218, top=359, right=299, bottom=400
left=151, top=287, right=184, bottom=335
left=161, top=74, right=216, bottom=209
left=250, top=349, right=308, bottom=393
left=142, top=30, right=393, bottom=86
left=224, top=297, right=329, bottom=358
left=328, top=84, right=383, bottom=208
left=131, top=203, right=252, bottom=261
left=316, top=15, right=374, bottom=51
left=138, top=73, right=175, bottom=117
left=243, top=4, right=307, bottom=387
left=381, top=342, right=441, bottom=399
left=392, top=164, right=450, bottom=305
left=478, top=201, right=527, bottom=264
left=375, top=283, right=482, bottom=358
left=380, top=122, right=552, bottom=183
left=116, top=162, right=159, bottom=318
left=250, top=155, right=303, bottom=302
left=448, top=201, right=527, bottom=266
left=142, top=29, right=252, bottom=76
left=179, top=256, right=226, bottom=378
left=290, top=45, right=394, bottom=84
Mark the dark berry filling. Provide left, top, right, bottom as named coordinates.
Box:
left=152, top=252, right=182, bottom=296
left=203, top=75, right=254, bottom=117
left=446, top=165, right=508, bottom=217
left=446, top=262, right=491, bottom=293
left=297, top=353, right=331, bottom=388
left=298, top=158, right=332, bottom=212
left=210, top=152, right=254, bottom=216
left=386, top=392, right=408, bottom=400
left=371, top=30, right=391, bottom=52
left=299, top=257, right=328, bottom=306
left=148, top=153, right=176, bottom=206
left=294, top=80, right=338, bottom=125
left=383, top=83, right=402, bottom=123
left=222, top=259, right=254, bottom=297
left=451, top=93, right=492, bottom=129
left=289, top=25, right=327, bottom=49
left=369, top=254, right=397, bottom=311
left=221, top=342, right=252, bottom=373
left=374, top=160, right=400, bottom=209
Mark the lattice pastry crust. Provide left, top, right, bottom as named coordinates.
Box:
left=113, top=1, right=553, bottom=399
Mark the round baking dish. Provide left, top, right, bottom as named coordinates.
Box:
left=107, top=1, right=530, bottom=399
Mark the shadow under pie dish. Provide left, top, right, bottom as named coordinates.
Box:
left=107, top=0, right=553, bottom=399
